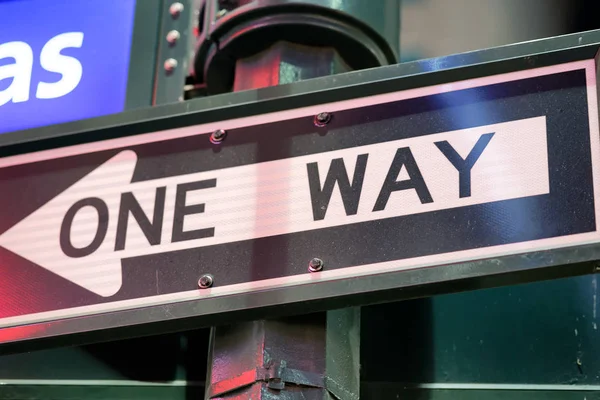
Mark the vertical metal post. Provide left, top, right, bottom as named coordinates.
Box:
left=204, top=41, right=359, bottom=400
left=206, top=311, right=361, bottom=399
left=196, top=2, right=400, bottom=399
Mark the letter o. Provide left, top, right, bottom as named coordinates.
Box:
left=60, top=197, right=109, bottom=258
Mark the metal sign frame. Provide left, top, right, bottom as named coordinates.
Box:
left=2, top=30, right=600, bottom=353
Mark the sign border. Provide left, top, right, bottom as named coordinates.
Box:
left=0, top=59, right=598, bottom=328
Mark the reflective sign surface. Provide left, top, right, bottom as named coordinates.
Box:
left=0, top=60, right=598, bottom=333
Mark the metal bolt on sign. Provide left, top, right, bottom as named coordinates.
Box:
left=198, top=274, right=214, bottom=289
left=210, top=129, right=227, bottom=144
left=314, top=112, right=332, bottom=127
left=164, top=58, right=178, bottom=73
left=216, top=9, right=228, bottom=19
left=169, top=2, right=184, bottom=18
left=308, top=258, right=324, bottom=272
left=166, top=30, right=181, bottom=45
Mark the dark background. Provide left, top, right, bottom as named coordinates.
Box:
left=572, top=0, right=600, bottom=33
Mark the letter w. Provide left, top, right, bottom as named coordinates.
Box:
left=306, top=154, right=368, bottom=221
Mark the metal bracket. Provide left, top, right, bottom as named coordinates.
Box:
left=208, top=359, right=326, bottom=398
left=154, top=0, right=195, bottom=105
left=262, top=360, right=325, bottom=390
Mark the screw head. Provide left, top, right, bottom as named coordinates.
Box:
left=166, top=30, right=181, bottom=45
left=216, top=9, right=228, bottom=19
left=210, top=129, right=227, bottom=144
left=198, top=274, right=214, bottom=289
left=308, top=258, right=324, bottom=273
left=169, top=2, right=184, bottom=18
left=314, top=112, right=332, bottom=127
left=164, top=58, right=178, bottom=73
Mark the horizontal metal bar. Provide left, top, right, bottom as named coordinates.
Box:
left=0, top=380, right=598, bottom=392
left=402, top=383, right=600, bottom=392
left=361, top=383, right=600, bottom=400
left=0, top=379, right=199, bottom=387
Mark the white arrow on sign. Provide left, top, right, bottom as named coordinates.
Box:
left=0, top=117, right=549, bottom=297
left=0, top=150, right=138, bottom=297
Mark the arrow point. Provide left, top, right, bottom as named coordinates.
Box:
left=0, top=150, right=138, bottom=297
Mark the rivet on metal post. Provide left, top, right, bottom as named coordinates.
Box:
left=166, top=30, right=181, bottom=45
left=308, top=258, right=324, bottom=273
left=314, top=112, right=332, bottom=127
left=210, top=129, right=227, bottom=144
left=198, top=274, right=214, bottom=289
left=169, top=2, right=184, bottom=18
left=164, top=58, right=178, bottom=73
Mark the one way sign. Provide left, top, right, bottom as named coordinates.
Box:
left=0, top=59, right=599, bottom=333
left=0, top=118, right=547, bottom=297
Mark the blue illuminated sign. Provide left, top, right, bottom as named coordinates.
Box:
left=0, top=0, right=136, bottom=134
